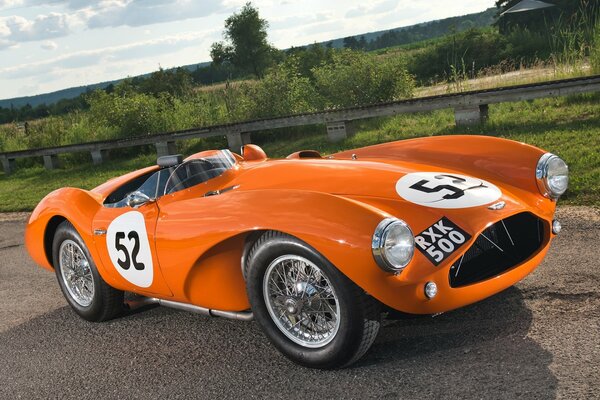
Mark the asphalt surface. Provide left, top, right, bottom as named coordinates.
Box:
left=0, top=207, right=598, bottom=399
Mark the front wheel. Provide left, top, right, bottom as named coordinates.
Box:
left=245, top=232, right=380, bottom=369
left=53, top=221, right=124, bottom=322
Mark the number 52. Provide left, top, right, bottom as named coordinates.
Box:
left=115, top=231, right=146, bottom=271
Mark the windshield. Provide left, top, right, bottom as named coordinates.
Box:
left=164, top=150, right=236, bottom=195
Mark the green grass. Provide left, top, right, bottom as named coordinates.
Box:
left=1, top=93, right=598, bottom=212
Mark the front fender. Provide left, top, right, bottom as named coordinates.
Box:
left=26, top=188, right=102, bottom=271
left=155, top=189, right=391, bottom=311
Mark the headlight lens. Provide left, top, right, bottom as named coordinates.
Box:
left=536, top=153, right=569, bottom=199
left=372, top=218, right=414, bottom=273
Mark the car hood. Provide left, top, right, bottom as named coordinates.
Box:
left=233, top=157, right=508, bottom=204
left=229, top=155, right=554, bottom=247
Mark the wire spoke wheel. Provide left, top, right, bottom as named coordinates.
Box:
left=263, top=255, right=341, bottom=348
left=59, top=239, right=95, bottom=307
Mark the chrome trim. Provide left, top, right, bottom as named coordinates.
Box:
left=204, top=185, right=240, bottom=197
left=59, top=239, right=95, bottom=307
left=93, top=229, right=107, bottom=236
left=488, top=201, right=505, bottom=210
left=480, top=232, right=505, bottom=253
left=371, top=217, right=414, bottom=273
left=552, top=220, right=562, bottom=235
left=125, top=297, right=254, bottom=321
left=454, top=254, right=465, bottom=278
left=424, top=281, right=438, bottom=299
left=500, top=219, right=515, bottom=246
left=536, top=153, right=568, bottom=199
left=263, top=255, right=341, bottom=348
left=126, top=191, right=153, bottom=208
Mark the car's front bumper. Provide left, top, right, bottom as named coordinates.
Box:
left=377, top=212, right=553, bottom=315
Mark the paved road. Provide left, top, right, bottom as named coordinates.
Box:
left=0, top=208, right=598, bottom=399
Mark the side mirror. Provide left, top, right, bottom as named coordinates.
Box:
left=126, top=191, right=153, bottom=208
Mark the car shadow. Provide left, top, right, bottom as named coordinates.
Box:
left=357, top=286, right=557, bottom=397
left=0, top=286, right=556, bottom=399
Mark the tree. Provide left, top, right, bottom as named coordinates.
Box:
left=342, top=36, right=360, bottom=49
left=210, top=2, right=277, bottom=78
left=138, top=67, right=193, bottom=98
left=285, top=43, right=334, bottom=79
left=358, top=35, right=368, bottom=49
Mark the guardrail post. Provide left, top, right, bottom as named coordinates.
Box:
left=43, top=155, right=60, bottom=170
left=91, top=149, right=108, bottom=165
left=1, top=156, right=16, bottom=175
left=226, top=131, right=251, bottom=153
left=155, top=141, right=177, bottom=158
left=454, top=105, right=489, bottom=126
left=326, top=121, right=347, bottom=142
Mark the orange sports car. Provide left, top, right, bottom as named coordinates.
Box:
left=25, top=135, right=568, bottom=368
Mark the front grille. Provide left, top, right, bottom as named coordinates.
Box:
left=449, top=212, right=546, bottom=288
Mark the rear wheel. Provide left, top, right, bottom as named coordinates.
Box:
left=53, top=221, right=124, bottom=322
left=245, top=231, right=380, bottom=369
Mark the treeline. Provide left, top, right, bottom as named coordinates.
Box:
left=342, top=7, right=496, bottom=51
left=0, top=49, right=414, bottom=152
left=0, top=64, right=246, bottom=125
left=1, top=1, right=599, bottom=130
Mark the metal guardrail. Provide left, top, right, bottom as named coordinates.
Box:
left=1, top=74, right=600, bottom=174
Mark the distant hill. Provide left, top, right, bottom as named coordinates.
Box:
left=0, top=8, right=497, bottom=109
left=0, top=62, right=211, bottom=109
left=318, top=7, right=496, bottom=49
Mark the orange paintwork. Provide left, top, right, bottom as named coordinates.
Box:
left=25, top=135, right=559, bottom=315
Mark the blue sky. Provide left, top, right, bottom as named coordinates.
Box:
left=0, top=0, right=495, bottom=100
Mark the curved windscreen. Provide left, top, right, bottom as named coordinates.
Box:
left=164, top=150, right=236, bottom=195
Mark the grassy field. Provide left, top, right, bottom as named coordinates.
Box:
left=0, top=93, right=598, bottom=212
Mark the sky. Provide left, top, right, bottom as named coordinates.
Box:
left=0, top=0, right=495, bottom=100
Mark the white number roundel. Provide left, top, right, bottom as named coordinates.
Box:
left=396, top=172, right=502, bottom=209
left=106, top=211, right=154, bottom=287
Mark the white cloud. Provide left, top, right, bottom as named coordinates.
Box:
left=0, top=0, right=24, bottom=10
left=269, top=13, right=329, bottom=31
left=0, top=12, right=71, bottom=47
left=0, top=0, right=227, bottom=49
left=346, top=0, right=399, bottom=19
left=40, top=38, right=56, bottom=49
left=86, top=0, right=229, bottom=29
left=0, top=0, right=95, bottom=11
left=0, top=31, right=209, bottom=78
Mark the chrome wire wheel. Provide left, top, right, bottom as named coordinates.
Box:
left=59, top=239, right=95, bottom=307
left=263, top=255, right=341, bottom=348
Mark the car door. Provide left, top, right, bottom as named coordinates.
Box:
left=92, top=194, right=173, bottom=297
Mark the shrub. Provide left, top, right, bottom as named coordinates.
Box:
left=239, top=58, right=320, bottom=118
left=409, top=28, right=509, bottom=83
left=86, top=90, right=184, bottom=137
left=312, top=50, right=414, bottom=108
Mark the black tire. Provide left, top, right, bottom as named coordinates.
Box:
left=245, top=231, right=380, bottom=369
left=52, top=221, right=124, bottom=322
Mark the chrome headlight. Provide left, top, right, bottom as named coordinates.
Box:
left=372, top=218, right=414, bottom=273
left=536, top=153, right=569, bottom=199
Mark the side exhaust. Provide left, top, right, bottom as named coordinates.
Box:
left=126, top=297, right=254, bottom=321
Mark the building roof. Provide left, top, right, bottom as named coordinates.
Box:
left=501, top=0, right=556, bottom=15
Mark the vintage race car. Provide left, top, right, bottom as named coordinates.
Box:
left=25, top=135, right=568, bottom=368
